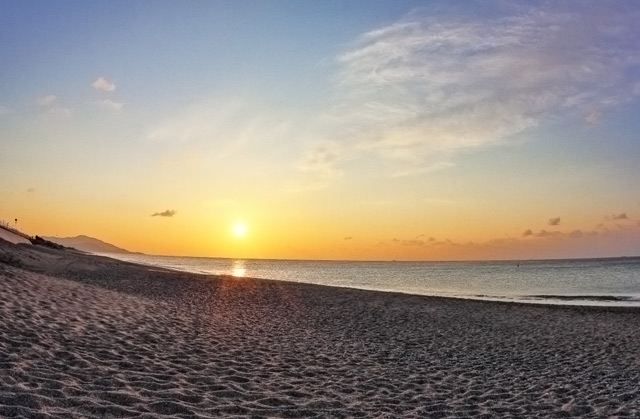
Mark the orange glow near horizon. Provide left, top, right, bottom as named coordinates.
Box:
left=2, top=2, right=640, bottom=262
left=3, top=190, right=640, bottom=262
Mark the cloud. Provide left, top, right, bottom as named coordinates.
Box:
left=535, top=229, right=563, bottom=238
left=151, top=210, right=176, bottom=217
left=149, top=99, right=292, bottom=175
left=585, top=110, right=602, bottom=125
left=148, top=99, right=289, bottom=147
left=344, top=236, right=353, bottom=240
left=568, top=229, right=584, bottom=239
left=378, top=235, right=453, bottom=248
left=37, top=95, right=57, bottom=106
left=98, top=99, right=124, bottom=112
left=92, top=77, right=116, bottom=92
left=49, top=107, right=72, bottom=116
left=612, top=213, right=629, bottom=220
left=298, top=1, right=640, bottom=186
left=26, top=188, right=36, bottom=193
left=430, top=238, right=454, bottom=247
left=548, top=217, right=561, bottom=226
left=36, top=95, right=71, bottom=116
left=373, top=221, right=638, bottom=260
left=292, top=143, right=347, bottom=191
left=401, top=239, right=425, bottom=247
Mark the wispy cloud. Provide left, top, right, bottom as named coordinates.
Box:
left=535, top=229, right=563, bottom=238
left=611, top=213, right=629, bottom=220
left=37, top=95, right=57, bottom=106
left=151, top=210, right=176, bottom=217
left=568, top=229, right=584, bottom=239
left=98, top=99, right=124, bottom=112
left=149, top=100, right=242, bottom=144
left=92, top=77, right=116, bottom=92
left=548, top=217, right=561, bottom=226
left=292, top=143, right=347, bottom=191
left=149, top=99, right=292, bottom=171
left=297, top=1, right=640, bottom=186
left=401, top=239, right=425, bottom=247
left=36, top=94, right=71, bottom=116
left=585, top=110, right=602, bottom=125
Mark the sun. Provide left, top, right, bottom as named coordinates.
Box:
left=232, top=222, right=248, bottom=238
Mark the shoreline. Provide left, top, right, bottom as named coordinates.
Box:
left=106, top=252, right=640, bottom=309
left=2, top=239, right=640, bottom=417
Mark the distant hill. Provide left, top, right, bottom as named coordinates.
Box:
left=44, top=235, right=139, bottom=254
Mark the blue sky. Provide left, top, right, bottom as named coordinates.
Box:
left=2, top=1, right=412, bottom=104
left=1, top=1, right=640, bottom=259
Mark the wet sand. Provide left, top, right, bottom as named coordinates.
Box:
left=1, top=238, right=639, bottom=418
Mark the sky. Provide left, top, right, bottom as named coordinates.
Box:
left=1, top=0, right=640, bottom=261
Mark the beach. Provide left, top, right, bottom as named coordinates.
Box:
left=1, top=239, right=639, bottom=418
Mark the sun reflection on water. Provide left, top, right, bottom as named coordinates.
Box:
left=232, top=260, right=246, bottom=277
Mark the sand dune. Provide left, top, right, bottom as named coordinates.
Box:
left=0, top=228, right=30, bottom=245
left=1, top=238, right=639, bottom=417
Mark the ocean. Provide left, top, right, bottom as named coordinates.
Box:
left=105, top=254, right=640, bottom=307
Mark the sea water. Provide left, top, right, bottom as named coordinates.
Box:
left=104, top=254, right=640, bottom=307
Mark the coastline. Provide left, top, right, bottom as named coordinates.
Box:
left=107, top=252, right=640, bottom=308
left=1, top=239, right=640, bottom=417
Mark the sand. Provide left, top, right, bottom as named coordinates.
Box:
left=1, top=239, right=639, bottom=418
left=0, top=227, right=30, bottom=245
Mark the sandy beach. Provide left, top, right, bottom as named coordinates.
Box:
left=1, top=238, right=639, bottom=418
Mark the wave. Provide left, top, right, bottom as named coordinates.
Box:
left=470, top=293, right=640, bottom=307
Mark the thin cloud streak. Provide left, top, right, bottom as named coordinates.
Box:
left=151, top=210, right=176, bottom=217
left=36, top=94, right=71, bottom=115
left=148, top=99, right=292, bottom=170
left=37, top=95, right=57, bottom=106
left=611, top=213, right=629, bottom=220
left=98, top=99, right=124, bottom=112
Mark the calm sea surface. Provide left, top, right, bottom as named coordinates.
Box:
left=105, top=254, right=640, bottom=307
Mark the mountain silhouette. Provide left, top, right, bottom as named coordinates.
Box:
left=44, top=235, right=139, bottom=254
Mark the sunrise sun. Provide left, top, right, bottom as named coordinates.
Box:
left=232, top=222, right=248, bottom=238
